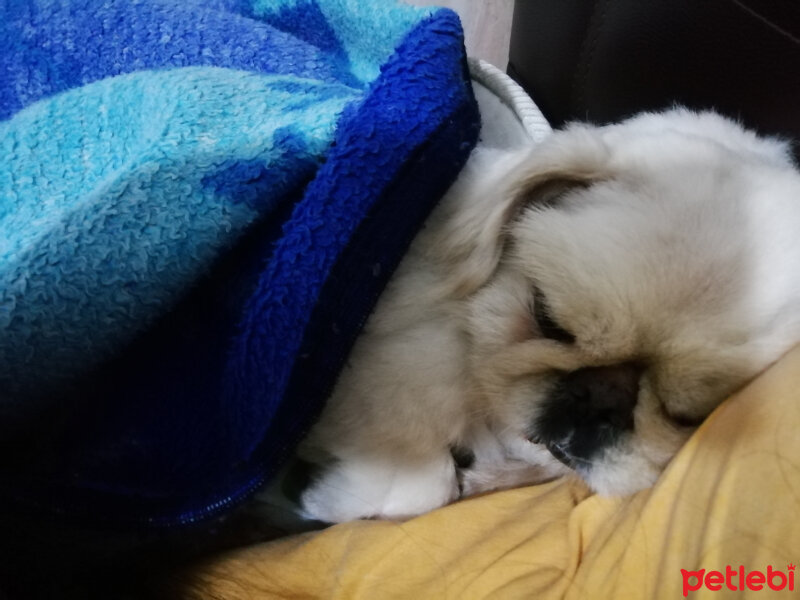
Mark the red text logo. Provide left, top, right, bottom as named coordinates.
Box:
left=681, top=564, right=795, bottom=596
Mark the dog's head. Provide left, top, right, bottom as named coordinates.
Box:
left=454, top=110, right=800, bottom=494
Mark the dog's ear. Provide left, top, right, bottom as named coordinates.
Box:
left=439, top=129, right=613, bottom=297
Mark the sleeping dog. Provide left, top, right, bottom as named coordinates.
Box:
left=290, top=109, right=800, bottom=523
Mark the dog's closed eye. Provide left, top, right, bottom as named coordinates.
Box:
left=661, top=406, right=707, bottom=428
left=532, top=286, right=575, bottom=344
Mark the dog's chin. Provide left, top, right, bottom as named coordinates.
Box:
left=517, top=431, right=662, bottom=496
left=576, top=447, right=662, bottom=496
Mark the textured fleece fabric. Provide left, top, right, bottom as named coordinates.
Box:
left=0, top=0, right=479, bottom=528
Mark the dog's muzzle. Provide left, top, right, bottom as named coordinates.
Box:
left=531, top=362, right=642, bottom=469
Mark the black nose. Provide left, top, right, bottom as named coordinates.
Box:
left=532, top=362, right=642, bottom=467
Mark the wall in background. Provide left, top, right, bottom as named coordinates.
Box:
left=407, top=0, right=514, bottom=68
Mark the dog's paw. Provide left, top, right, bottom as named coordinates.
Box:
left=299, top=452, right=459, bottom=523
left=456, top=422, right=569, bottom=497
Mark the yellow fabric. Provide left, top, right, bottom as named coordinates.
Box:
left=178, top=345, right=800, bottom=599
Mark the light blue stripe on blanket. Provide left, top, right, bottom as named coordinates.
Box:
left=0, top=66, right=356, bottom=403
left=252, top=0, right=433, bottom=83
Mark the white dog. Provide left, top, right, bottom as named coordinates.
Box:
left=293, top=109, right=800, bottom=523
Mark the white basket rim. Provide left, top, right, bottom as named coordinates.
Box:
left=468, top=57, right=552, bottom=143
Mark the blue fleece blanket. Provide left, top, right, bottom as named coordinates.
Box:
left=0, top=0, right=479, bottom=527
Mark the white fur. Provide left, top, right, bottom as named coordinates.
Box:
left=297, top=109, right=800, bottom=523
